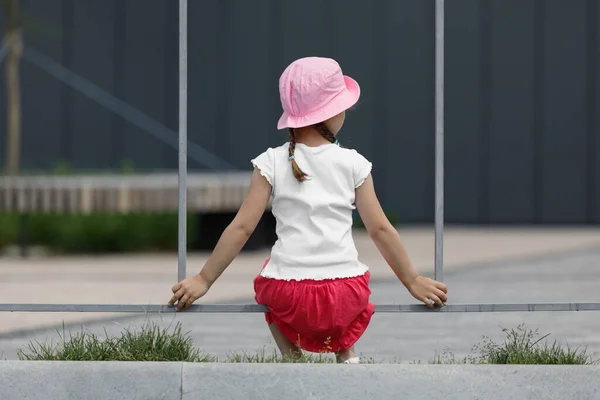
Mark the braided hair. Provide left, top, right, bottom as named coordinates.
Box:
left=288, top=123, right=337, bottom=182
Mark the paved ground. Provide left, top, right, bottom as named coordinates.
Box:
left=2, top=226, right=600, bottom=334
left=1, top=227, right=599, bottom=363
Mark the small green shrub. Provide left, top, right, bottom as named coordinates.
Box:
left=118, top=159, right=136, bottom=174
left=51, top=160, right=72, bottom=175
left=0, top=212, right=197, bottom=254
left=0, top=213, right=19, bottom=249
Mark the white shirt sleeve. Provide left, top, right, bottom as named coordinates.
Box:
left=251, top=148, right=275, bottom=186
left=353, top=150, right=372, bottom=188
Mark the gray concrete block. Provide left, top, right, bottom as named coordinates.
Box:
left=0, top=361, right=182, bottom=400
left=182, top=364, right=600, bottom=400
left=0, top=362, right=599, bottom=400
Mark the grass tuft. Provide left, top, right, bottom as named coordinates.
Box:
left=427, top=324, right=598, bottom=365
left=225, top=347, right=336, bottom=363
left=13, top=323, right=598, bottom=365
left=17, top=321, right=214, bottom=362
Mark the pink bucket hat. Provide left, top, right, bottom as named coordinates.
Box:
left=277, top=57, right=360, bottom=130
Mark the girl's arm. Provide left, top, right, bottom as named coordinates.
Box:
left=198, top=168, right=272, bottom=284
left=168, top=168, right=272, bottom=310
left=355, top=174, right=448, bottom=308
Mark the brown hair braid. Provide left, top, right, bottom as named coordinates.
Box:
left=314, top=123, right=337, bottom=144
left=289, top=128, right=308, bottom=182
left=288, top=123, right=339, bottom=182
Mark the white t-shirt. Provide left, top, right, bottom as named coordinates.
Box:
left=251, top=142, right=372, bottom=281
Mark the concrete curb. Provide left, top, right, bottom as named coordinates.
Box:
left=1, top=362, right=599, bottom=400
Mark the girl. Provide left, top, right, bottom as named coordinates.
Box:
left=168, top=56, right=448, bottom=364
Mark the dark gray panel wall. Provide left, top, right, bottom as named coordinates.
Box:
left=540, top=1, right=588, bottom=223
left=0, top=8, right=5, bottom=169
left=487, top=0, right=536, bottom=223
left=445, top=0, right=481, bottom=223
left=374, top=0, right=435, bottom=222
left=0, top=0, right=597, bottom=224
left=593, top=0, right=600, bottom=224
left=121, top=0, right=174, bottom=170
left=69, top=0, right=118, bottom=169
left=188, top=0, right=220, bottom=167
left=19, top=0, right=64, bottom=170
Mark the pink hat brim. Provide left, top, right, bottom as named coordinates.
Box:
left=277, top=75, right=361, bottom=130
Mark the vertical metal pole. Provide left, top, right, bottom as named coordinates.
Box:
left=434, top=0, right=444, bottom=282
left=178, top=0, right=188, bottom=282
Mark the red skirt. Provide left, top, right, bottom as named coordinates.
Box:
left=254, top=260, right=375, bottom=353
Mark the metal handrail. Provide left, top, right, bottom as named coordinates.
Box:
left=1, top=303, right=600, bottom=313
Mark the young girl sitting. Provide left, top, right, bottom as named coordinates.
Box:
left=168, top=56, right=448, bottom=364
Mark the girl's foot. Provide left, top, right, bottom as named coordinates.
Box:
left=337, top=346, right=359, bottom=363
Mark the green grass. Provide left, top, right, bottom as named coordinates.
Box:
left=426, top=324, right=598, bottom=365
left=226, top=347, right=336, bottom=364
left=17, top=321, right=214, bottom=362
left=14, top=322, right=598, bottom=365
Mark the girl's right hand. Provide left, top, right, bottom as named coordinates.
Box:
left=168, top=275, right=211, bottom=311
left=406, top=275, right=448, bottom=308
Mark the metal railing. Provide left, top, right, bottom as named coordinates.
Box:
left=1, top=303, right=599, bottom=314
left=1, top=0, right=599, bottom=315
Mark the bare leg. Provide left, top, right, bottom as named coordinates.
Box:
left=269, top=323, right=302, bottom=360
left=336, top=345, right=358, bottom=363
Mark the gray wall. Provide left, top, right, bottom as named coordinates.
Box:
left=0, top=0, right=598, bottom=224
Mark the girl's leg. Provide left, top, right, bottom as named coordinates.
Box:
left=269, top=323, right=302, bottom=360
left=336, top=346, right=359, bottom=363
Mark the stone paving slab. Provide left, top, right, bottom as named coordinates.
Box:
left=1, top=247, right=599, bottom=363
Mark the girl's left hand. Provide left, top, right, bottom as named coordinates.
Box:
left=406, top=275, right=448, bottom=308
